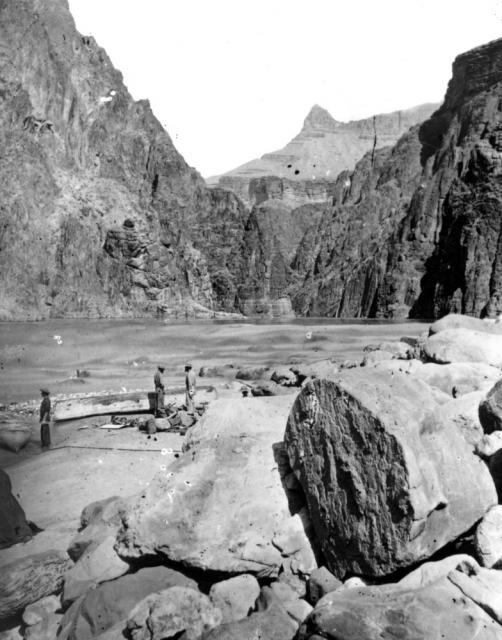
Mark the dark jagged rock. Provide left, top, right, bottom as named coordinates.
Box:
left=0, top=0, right=246, bottom=320
left=290, top=38, right=502, bottom=319
left=0, top=469, right=32, bottom=549
left=290, top=130, right=423, bottom=317
left=284, top=369, right=497, bottom=579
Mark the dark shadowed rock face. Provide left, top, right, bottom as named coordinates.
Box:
left=0, top=0, right=248, bottom=320
left=284, top=369, right=497, bottom=579
left=290, top=37, right=502, bottom=319
left=290, top=128, right=423, bottom=317
left=0, top=469, right=32, bottom=549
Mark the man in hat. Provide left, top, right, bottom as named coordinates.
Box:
left=154, top=366, right=166, bottom=418
left=185, top=363, right=196, bottom=415
left=39, top=388, right=51, bottom=449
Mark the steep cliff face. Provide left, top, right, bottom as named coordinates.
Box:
left=0, top=0, right=246, bottom=319
left=290, top=129, right=423, bottom=317
left=386, top=38, right=502, bottom=318
left=291, top=38, right=502, bottom=319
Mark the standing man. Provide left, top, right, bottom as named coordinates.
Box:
left=185, top=363, right=196, bottom=415
left=39, top=388, right=51, bottom=450
left=154, top=366, right=166, bottom=418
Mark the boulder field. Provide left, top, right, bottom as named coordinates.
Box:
left=4, top=313, right=502, bottom=638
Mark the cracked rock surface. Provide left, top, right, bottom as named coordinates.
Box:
left=284, top=368, right=497, bottom=578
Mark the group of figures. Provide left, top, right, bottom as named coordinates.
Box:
left=154, top=363, right=197, bottom=418
left=36, top=363, right=198, bottom=449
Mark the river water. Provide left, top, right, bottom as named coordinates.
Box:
left=0, top=318, right=428, bottom=403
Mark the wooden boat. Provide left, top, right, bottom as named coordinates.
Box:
left=0, top=418, right=32, bottom=453
left=53, top=386, right=213, bottom=421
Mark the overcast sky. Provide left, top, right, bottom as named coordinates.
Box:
left=67, top=0, right=502, bottom=178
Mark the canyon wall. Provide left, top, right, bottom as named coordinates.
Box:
left=290, top=38, right=502, bottom=319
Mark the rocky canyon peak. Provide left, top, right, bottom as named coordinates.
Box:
left=208, top=102, right=439, bottom=204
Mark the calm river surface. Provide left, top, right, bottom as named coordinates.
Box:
left=0, top=318, right=428, bottom=403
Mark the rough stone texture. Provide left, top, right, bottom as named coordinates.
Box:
left=209, top=103, right=437, bottom=202
left=116, top=397, right=316, bottom=578
left=209, top=575, right=260, bottom=623
left=307, top=567, right=342, bottom=605
left=476, top=432, right=502, bottom=458
left=298, top=568, right=502, bottom=639
left=0, top=468, right=32, bottom=549
left=480, top=378, right=502, bottom=434
left=0, top=529, right=71, bottom=621
left=372, top=359, right=501, bottom=398
left=0, top=0, right=251, bottom=320
left=475, top=506, right=502, bottom=568
left=22, top=595, right=61, bottom=626
left=58, top=565, right=197, bottom=640
left=68, top=496, right=127, bottom=562
left=282, top=598, right=313, bottom=625
left=290, top=128, right=424, bottom=318
left=24, top=613, right=63, bottom=640
left=62, top=535, right=130, bottom=605
left=0, top=629, right=22, bottom=640
left=423, top=329, right=502, bottom=367
left=285, top=368, right=497, bottom=579
left=126, top=587, right=222, bottom=640
left=202, top=588, right=298, bottom=640
left=290, top=39, right=502, bottom=320
left=436, top=391, right=486, bottom=448
left=396, top=554, right=479, bottom=589
left=429, top=314, right=502, bottom=336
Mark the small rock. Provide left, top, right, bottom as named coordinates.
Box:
left=0, top=628, right=22, bottom=640
left=126, top=586, right=222, bottom=640
left=63, top=535, right=130, bottom=605
left=339, top=576, right=367, bottom=590
left=475, top=432, right=502, bottom=459
left=480, top=378, right=502, bottom=434
left=283, top=598, right=312, bottom=625
left=22, top=595, right=61, bottom=626
left=307, top=567, right=342, bottom=605
left=24, top=613, right=63, bottom=640
left=475, top=506, right=502, bottom=569
left=236, top=367, right=269, bottom=381
left=209, top=574, right=260, bottom=623
left=204, top=588, right=297, bottom=640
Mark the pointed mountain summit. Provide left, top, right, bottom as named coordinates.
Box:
left=301, top=104, right=340, bottom=132
left=208, top=102, right=439, bottom=203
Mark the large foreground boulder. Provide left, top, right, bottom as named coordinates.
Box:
left=116, top=397, right=316, bottom=578
left=0, top=468, right=32, bottom=549
left=423, top=329, right=502, bottom=367
left=298, top=562, right=502, bottom=639
left=285, top=369, right=497, bottom=579
left=58, top=565, right=197, bottom=640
